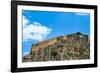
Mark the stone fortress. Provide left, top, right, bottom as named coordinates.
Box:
left=30, top=35, right=68, bottom=52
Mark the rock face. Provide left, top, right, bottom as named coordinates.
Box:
left=22, top=32, right=90, bottom=62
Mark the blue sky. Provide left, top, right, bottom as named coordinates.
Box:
left=22, top=10, right=90, bottom=56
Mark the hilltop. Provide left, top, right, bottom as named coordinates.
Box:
left=23, top=32, right=90, bottom=62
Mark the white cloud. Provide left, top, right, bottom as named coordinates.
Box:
left=23, top=51, right=30, bottom=56
left=23, top=16, right=29, bottom=28
left=23, top=16, right=52, bottom=42
left=75, top=12, right=89, bottom=16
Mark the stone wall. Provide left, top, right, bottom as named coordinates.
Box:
left=31, top=38, right=58, bottom=52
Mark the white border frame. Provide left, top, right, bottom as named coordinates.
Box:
left=17, top=5, right=94, bottom=68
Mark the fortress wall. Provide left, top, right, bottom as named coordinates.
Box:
left=31, top=38, right=57, bottom=52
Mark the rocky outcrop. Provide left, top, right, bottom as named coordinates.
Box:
left=23, top=32, right=90, bottom=62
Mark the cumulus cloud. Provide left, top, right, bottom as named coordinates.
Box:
left=23, top=51, right=30, bottom=56
left=23, top=16, right=52, bottom=42
left=23, top=16, right=29, bottom=28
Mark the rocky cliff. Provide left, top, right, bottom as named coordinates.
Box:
left=22, top=32, right=90, bottom=62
